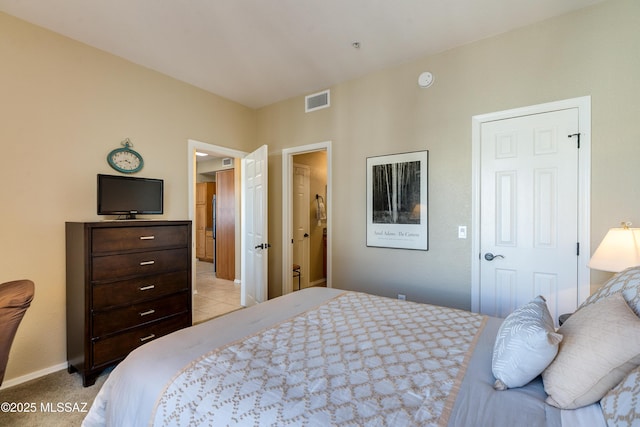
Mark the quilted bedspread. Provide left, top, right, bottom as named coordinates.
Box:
left=152, top=291, right=487, bottom=426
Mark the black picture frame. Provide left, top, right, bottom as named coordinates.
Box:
left=366, top=150, right=429, bottom=250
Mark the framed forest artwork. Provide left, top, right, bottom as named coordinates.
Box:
left=366, top=151, right=429, bottom=250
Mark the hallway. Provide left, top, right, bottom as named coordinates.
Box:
left=193, top=261, right=242, bottom=324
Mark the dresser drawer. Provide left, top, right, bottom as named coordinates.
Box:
left=92, top=313, right=191, bottom=369
left=92, top=248, right=189, bottom=281
left=93, top=292, right=190, bottom=337
left=92, top=271, right=188, bottom=309
left=92, top=225, right=189, bottom=253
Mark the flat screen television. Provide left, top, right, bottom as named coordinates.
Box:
left=97, top=174, right=163, bottom=219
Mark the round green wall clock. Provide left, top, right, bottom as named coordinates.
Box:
left=107, top=138, right=144, bottom=174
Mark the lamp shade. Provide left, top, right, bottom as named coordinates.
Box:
left=588, top=227, right=640, bottom=272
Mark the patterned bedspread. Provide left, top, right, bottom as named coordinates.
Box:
left=152, top=291, right=487, bottom=426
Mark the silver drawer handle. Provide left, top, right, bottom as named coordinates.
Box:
left=139, top=236, right=155, bottom=240
left=139, top=260, right=155, bottom=266
left=139, top=309, right=156, bottom=317
left=139, top=285, right=155, bottom=291
left=140, top=334, right=156, bottom=342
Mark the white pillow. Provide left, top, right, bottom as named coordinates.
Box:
left=542, top=293, right=640, bottom=409
left=600, top=365, right=640, bottom=426
left=492, top=295, right=562, bottom=390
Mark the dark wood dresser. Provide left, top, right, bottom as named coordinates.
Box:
left=65, top=220, right=192, bottom=386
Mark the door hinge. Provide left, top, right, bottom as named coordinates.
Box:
left=568, top=133, right=581, bottom=149
left=576, top=242, right=580, bottom=256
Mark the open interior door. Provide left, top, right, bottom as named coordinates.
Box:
left=241, top=145, right=268, bottom=307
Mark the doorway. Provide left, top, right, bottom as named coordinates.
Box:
left=187, top=139, right=246, bottom=323
left=282, top=141, right=332, bottom=295
left=471, top=97, right=591, bottom=324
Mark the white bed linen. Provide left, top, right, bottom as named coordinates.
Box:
left=152, top=290, right=486, bottom=426
left=561, top=403, right=606, bottom=427
left=447, top=315, right=606, bottom=427
left=83, top=287, right=345, bottom=427
left=83, top=287, right=607, bottom=427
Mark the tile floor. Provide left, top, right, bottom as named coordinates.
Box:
left=193, top=261, right=243, bottom=324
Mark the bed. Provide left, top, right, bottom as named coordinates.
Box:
left=82, top=278, right=640, bottom=427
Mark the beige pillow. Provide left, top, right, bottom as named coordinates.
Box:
left=542, top=293, right=640, bottom=409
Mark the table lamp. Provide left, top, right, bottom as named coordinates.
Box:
left=588, top=222, right=640, bottom=272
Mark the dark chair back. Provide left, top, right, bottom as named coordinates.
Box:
left=0, top=280, right=35, bottom=386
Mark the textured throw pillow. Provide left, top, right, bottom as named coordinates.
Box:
left=492, top=295, right=562, bottom=390
left=580, top=266, right=640, bottom=317
left=542, top=293, right=640, bottom=409
left=600, top=365, right=640, bottom=427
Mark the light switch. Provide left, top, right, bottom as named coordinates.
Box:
left=458, top=226, right=467, bottom=239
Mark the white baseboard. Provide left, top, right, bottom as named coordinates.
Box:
left=0, top=362, right=67, bottom=390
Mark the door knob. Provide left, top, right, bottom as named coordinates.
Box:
left=484, top=252, right=505, bottom=261
left=304, top=233, right=309, bottom=238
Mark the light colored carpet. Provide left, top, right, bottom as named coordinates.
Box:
left=0, top=368, right=108, bottom=426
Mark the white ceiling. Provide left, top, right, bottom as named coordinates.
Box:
left=0, top=0, right=605, bottom=109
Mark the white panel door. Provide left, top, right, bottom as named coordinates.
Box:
left=479, top=109, right=579, bottom=323
left=241, top=145, right=268, bottom=307
left=292, top=164, right=310, bottom=290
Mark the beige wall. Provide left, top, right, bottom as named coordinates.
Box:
left=3, top=0, right=639, bottom=385
left=260, top=0, right=640, bottom=303
left=0, top=12, right=256, bottom=383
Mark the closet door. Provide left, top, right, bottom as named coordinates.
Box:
left=478, top=108, right=579, bottom=324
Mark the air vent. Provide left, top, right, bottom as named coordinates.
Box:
left=222, top=158, right=232, bottom=167
left=305, top=90, right=330, bottom=113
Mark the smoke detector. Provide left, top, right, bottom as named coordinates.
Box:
left=418, top=72, right=434, bottom=88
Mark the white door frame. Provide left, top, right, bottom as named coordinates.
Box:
left=282, top=141, right=332, bottom=295
left=187, top=139, right=247, bottom=311
left=470, top=96, right=591, bottom=313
